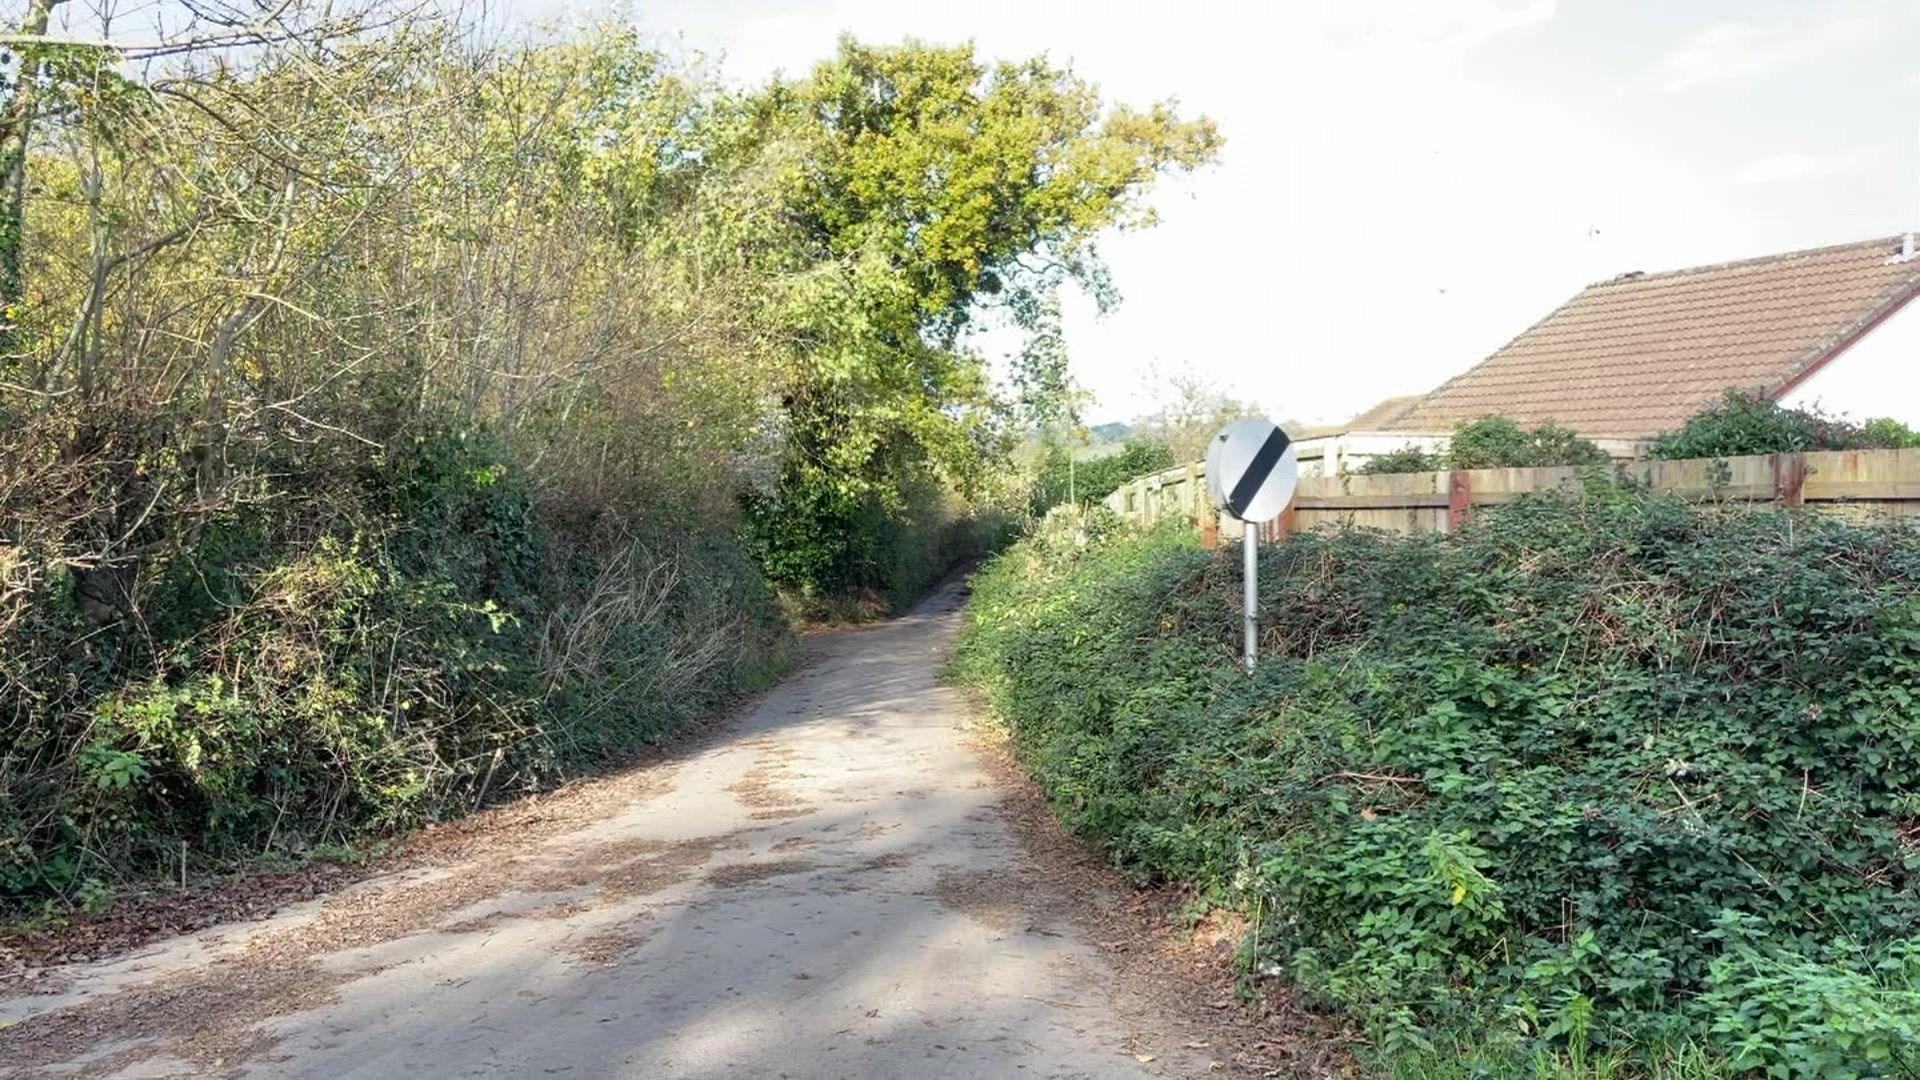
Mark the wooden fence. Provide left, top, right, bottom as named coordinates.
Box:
left=1102, top=448, right=1920, bottom=541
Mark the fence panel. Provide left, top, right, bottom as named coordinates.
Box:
left=1101, top=448, right=1920, bottom=539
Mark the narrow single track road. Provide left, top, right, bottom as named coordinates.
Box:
left=0, top=581, right=1305, bottom=1079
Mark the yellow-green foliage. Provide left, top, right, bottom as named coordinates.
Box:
left=722, top=38, right=1217, bottom=599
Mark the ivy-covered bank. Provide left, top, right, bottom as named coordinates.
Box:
left=952, top=493, right=1920, bottom=1077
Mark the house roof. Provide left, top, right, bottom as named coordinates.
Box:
left=1387, top=235, right=1920, bottom=439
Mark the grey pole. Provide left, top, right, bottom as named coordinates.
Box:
left=1242, top=518, right=1258, bottom=670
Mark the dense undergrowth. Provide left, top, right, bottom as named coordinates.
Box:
left=953, top=492, right=1920, bottom=1076
left=0, top=413, right=793, bottom=914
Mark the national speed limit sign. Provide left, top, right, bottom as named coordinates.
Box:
left=1205, top=418, right=1298, bottom=523
left=1205, top=418, right=1298, bottom=670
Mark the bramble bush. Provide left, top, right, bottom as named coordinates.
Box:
left=954, top=493, right=1920, bottom=1074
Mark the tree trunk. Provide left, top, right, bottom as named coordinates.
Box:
left=0, top=0, right=64, bottom=348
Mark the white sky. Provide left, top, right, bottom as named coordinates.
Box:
left=519, top=1, right=1920, bottom=425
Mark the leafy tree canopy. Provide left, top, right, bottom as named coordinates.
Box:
left=719, top=38, right=1219, bottom=596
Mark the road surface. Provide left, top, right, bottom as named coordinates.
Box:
left=0, top=581, right=1233, bottom=1079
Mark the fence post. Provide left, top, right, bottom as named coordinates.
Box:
left=1273, top=503, right=1295, bottom=539
left=1447, top=469, right=1473, bottom=532
left=1771, top=452, right=1806, bottom=506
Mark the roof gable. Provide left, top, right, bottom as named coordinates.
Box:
left=1390, top=235, right=1920, bottom=439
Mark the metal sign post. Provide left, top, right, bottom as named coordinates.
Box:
left=1243, top=518, right=1258, bottom=669
left=1205, top=419, right=1298, bottom=671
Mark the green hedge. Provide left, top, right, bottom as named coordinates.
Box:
left=953, top=494, right=1920, bottom=1075
left=1358, top=416, right=1609, bottom=475
left=2, top=417, right=790, bottom=915
left=1029, top=440, right=1179, bottom=514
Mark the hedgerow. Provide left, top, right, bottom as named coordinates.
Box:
left=1028, top=440, right=1180, bottom=514
left=953, top=493, right=1920, bottom=1074
left=1, top=417, right=791, bottom=913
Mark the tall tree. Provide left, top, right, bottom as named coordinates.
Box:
left=1012, top=291, right=1084, bottom=437
left=1137, top=370, right=1267, bottom=463
left=0, top=0, right=62, bottom=346
left=1011, top=291, right=1088, bottom=503
left=724, top=38, right=1219, bottom=597
left=0, top=0, right=370, bottom=360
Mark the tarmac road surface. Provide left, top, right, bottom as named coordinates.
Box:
left=0, top=580, right=1225, bottom=1079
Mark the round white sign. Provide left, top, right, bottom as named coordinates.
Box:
left=1205, top=419, right=1298, bottom=523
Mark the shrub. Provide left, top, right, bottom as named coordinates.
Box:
left=954, top=490, right=1920, bottom=1071
left=1862, top=417, right=1920, bottom=449
left=1648, top=390, right=1920, bottom=460
left=1355, top=445, right=1445, bottom=475
left=1357, top=416, right=1609, bottom=474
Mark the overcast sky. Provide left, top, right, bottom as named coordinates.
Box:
left=522, top=2, right=1920, bottom=423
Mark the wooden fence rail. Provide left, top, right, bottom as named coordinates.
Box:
left=1102, top=448, right=1920, bottom=542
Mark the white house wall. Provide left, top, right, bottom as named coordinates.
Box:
left=1294, top=433, right=1448, bottom=476
left=1780, top=296, right=1920, bottom=426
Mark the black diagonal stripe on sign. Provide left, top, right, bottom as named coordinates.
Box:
left=1228, top=427, right=1291, bottom=517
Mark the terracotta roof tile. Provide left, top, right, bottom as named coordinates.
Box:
left=1388, top=235, right=1920, bottom=438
